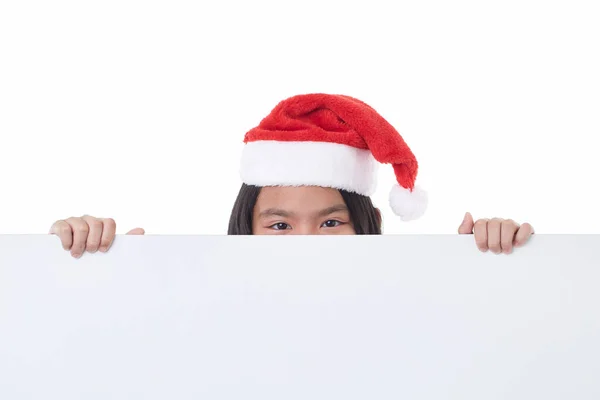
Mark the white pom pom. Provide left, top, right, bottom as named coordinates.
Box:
left=389, top=184, right=428, bottom=221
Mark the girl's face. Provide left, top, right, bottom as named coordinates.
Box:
left=252, top=186, right=357, bottom=235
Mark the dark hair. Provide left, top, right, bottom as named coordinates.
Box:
left=228, top=184, right=382, bottom=235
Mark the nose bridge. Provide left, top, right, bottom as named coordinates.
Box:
left=292, top=220, right=319, bottom=235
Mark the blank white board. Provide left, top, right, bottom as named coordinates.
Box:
left=0, top=234, right=599, bottom=399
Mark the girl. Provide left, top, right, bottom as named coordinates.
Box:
left=49, top=94, right=534, bottom=257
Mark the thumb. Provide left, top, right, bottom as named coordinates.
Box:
left=458, top=212, right=474, bottom=234
left=126, top=227, right=145, bottom=235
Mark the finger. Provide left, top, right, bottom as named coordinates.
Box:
left=65, top=217, right=89, bottom=258
left=458, top=212, right=475, bottom=234
left=514, top=222, right=535, bottom=247
left=487, top=218, right=503, bottom=254
left=49, top=220, right=73, bottom=250
left=99, top=218, right=117, bottom=252
left=126, top=228, right=145, bottom=235
left=473, top=219, right=489, bottom=252
left=81, top=215, right=103, bottom=253
left=501, top=219, right=519, bottom=254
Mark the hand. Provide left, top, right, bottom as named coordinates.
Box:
left=458, top=212, right=534, bottom=254
left=49, top=216, right=144, bottom=258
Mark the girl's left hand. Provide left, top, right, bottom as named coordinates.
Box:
left=458, top=212, right=534, bottom=254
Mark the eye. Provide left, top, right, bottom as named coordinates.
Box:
left=269, top=222, right=291, bottom=230
left=321, top=220, right=343, bottom=228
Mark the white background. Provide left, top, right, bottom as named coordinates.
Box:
left=1, top=0, right=599, bottom=235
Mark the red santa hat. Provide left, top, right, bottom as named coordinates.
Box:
left=240, top=94, right=427, bottom=221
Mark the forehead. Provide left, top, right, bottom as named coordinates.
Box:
left=255, top=186, right=346, bottom=213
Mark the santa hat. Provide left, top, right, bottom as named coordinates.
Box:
left=240, top=94, right=427, bottom=221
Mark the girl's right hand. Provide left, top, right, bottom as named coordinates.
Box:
left=49, top=216, right=145, bottom=258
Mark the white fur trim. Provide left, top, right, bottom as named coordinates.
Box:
left=241, top=141, right=378, bottom=195
left=389, top=184, right=428, bottom=221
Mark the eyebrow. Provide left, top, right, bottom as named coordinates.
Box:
left=316, top=204, right=349, bottom=218
left=259, top=208, right=295, bottom=218
left=259, top=205, right=349, bottom=219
